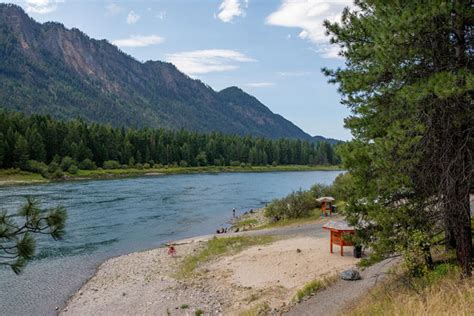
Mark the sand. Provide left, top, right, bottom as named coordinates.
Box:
left=61, top=231, right=358, bottom=316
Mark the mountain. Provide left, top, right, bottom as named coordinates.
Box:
left=0, top=4, right=319, bottom=141
left=311, top=135, right=342, bottom=145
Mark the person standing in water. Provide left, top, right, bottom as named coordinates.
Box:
left=233, top=208, right=236, bottom=217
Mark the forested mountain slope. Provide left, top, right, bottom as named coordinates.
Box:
left=0, top=4, right=320, bottom=140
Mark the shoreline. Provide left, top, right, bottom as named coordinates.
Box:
left=60, top=217, right=359, bottom=315
left=0, top=165, right=343, bottom=187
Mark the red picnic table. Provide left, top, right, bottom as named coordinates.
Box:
left=322, top=220, right=355, bottom=256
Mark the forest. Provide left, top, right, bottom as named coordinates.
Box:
left=0, top=110, right=339, bottom=177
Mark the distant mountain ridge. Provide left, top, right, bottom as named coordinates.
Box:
left=0, top=4, right=338, bottom=142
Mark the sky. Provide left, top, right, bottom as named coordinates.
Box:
left=3, top=0, right=354, bottom=140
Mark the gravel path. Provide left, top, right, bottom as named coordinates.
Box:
left=285, top=257, right=400, bottom=316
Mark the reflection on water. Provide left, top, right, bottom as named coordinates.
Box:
left=0, top=170, right=342, bottom=315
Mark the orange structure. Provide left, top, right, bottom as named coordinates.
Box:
left=316, top=196, right=335, bottom=216
left=323, top=221, right=355, bottom=256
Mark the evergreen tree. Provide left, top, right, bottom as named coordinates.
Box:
left=26, top=128, right=46, bottom=162
left=0, top=132, right=5, bottom=167
left=325, top=1, right=473, bottom=276
left=13, top=134, right=29, bottom=170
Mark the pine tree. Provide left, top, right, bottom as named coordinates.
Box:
left=0, top=132, right=5, bottom=167
left=13, top=134, right=29, bottom=170
left=26, top=128, right=46, bottom=162
left=325, top=1, right=473, bottom=276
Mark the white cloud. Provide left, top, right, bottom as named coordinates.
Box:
left=244, top=82, right=275, bottom=88
left=308, top=44, right=341, bottom=59
left=266, top=0, right=352, bottom=58
left=216, top=0, right=248, bottom=23
left=112, top=35, right=165, bottom=48
left=25, top=0, right=63, bottom=14
left=105, top=3, right=122, bottom=16
left=126, top=10, right=140, bottom=24
left=166, top=49, right=256, bottom=75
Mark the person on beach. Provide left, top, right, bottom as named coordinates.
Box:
left=167, top=244, right=176, bottom=257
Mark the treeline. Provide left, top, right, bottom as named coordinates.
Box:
left=0, top=111, right=340, bottom=175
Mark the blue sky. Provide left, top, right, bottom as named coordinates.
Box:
left=4, top=0, right=353, bottom=140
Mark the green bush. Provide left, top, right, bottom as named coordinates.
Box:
left=26, top=160, right=48, bottom=177
left=78, top=158, right=97, bottom=170
left=135, top=163, right=144, bottom=170
left=230, top=160, right=240, bottom=167
left=48, top=161, right=60, bottom=174
left=60, top=156, right=77, bottom=171
left=331, top=173, right=354, bottom=201
left=179, top=160, right=188, bottom=167
left=103, top=160, right=121, bottom=169
left=68, top=165, right=78, bottom=174
left=143, top=163, right=151, bottom=169
left=264, top=189, right=317, bottom=221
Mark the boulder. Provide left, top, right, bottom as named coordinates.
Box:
left=340, top=269, right=361, bottom=281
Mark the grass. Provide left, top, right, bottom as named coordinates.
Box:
left=346, top=263, right=474, bottom=316
left=74, top=164, right=341, bottom=178
left=257, top=210, right=327, bottom=230
left=195, top=309, right=204, bottom=316
left=293, top=275, right=339, bottom=302
left=233, top=218, right=259, bottom=229
left=0, top=168, right=48, bottom=185
left=177, top=235, right=275, bottom=278
left=239, top=302, right=271, bottom=316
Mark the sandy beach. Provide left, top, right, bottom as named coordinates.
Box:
left=61, top=222, right=359, bottom=316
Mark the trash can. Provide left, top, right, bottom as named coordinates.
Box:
left=353, top=245, right=362, bottom=258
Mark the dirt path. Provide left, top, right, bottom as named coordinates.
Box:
left=285, top=257, right=400, bottom=316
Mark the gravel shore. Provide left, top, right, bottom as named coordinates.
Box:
left=61, top=221, right=358, bottom=315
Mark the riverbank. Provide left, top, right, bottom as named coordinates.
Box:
left=61, top=219, right=359, bottom=315
left=0, top=165, right=342, bottom=187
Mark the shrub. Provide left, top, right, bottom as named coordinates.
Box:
left=272, top=161, right=278, bottom=167
left=195, top=309, right=204, bottom=316
left=135, top=163, right=144, bottom=169
left=153, top=163, right=163, bottom=169
left=48, top=161, right=60, bottom=174
left=60, top=156, right=76, bottom=171
left=50, top=168, right=64, bottom=179
left=26, top=160, right=48, bottom=177
left=230, top=160, right=240, bottom=167
left=103, top=160, right=121, bottom=169
left=264, top=189, right=317, bottom=221
left=179, top=160, right=188, bottom=167
left=67, top=165, right=78, bottom=174
left=331, top=173, right=355, bottom=201
left=143, top=163, right=151, bottom=169
left=78, top=158, right=96, bottom=170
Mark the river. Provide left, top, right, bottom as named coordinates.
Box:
left=0, top=170, right=342, bottom=315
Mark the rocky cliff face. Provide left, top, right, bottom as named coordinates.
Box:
left=0, top=4, right=314, bottom=140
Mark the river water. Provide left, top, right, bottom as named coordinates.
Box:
left=0, top=171, right=342, bottom=315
